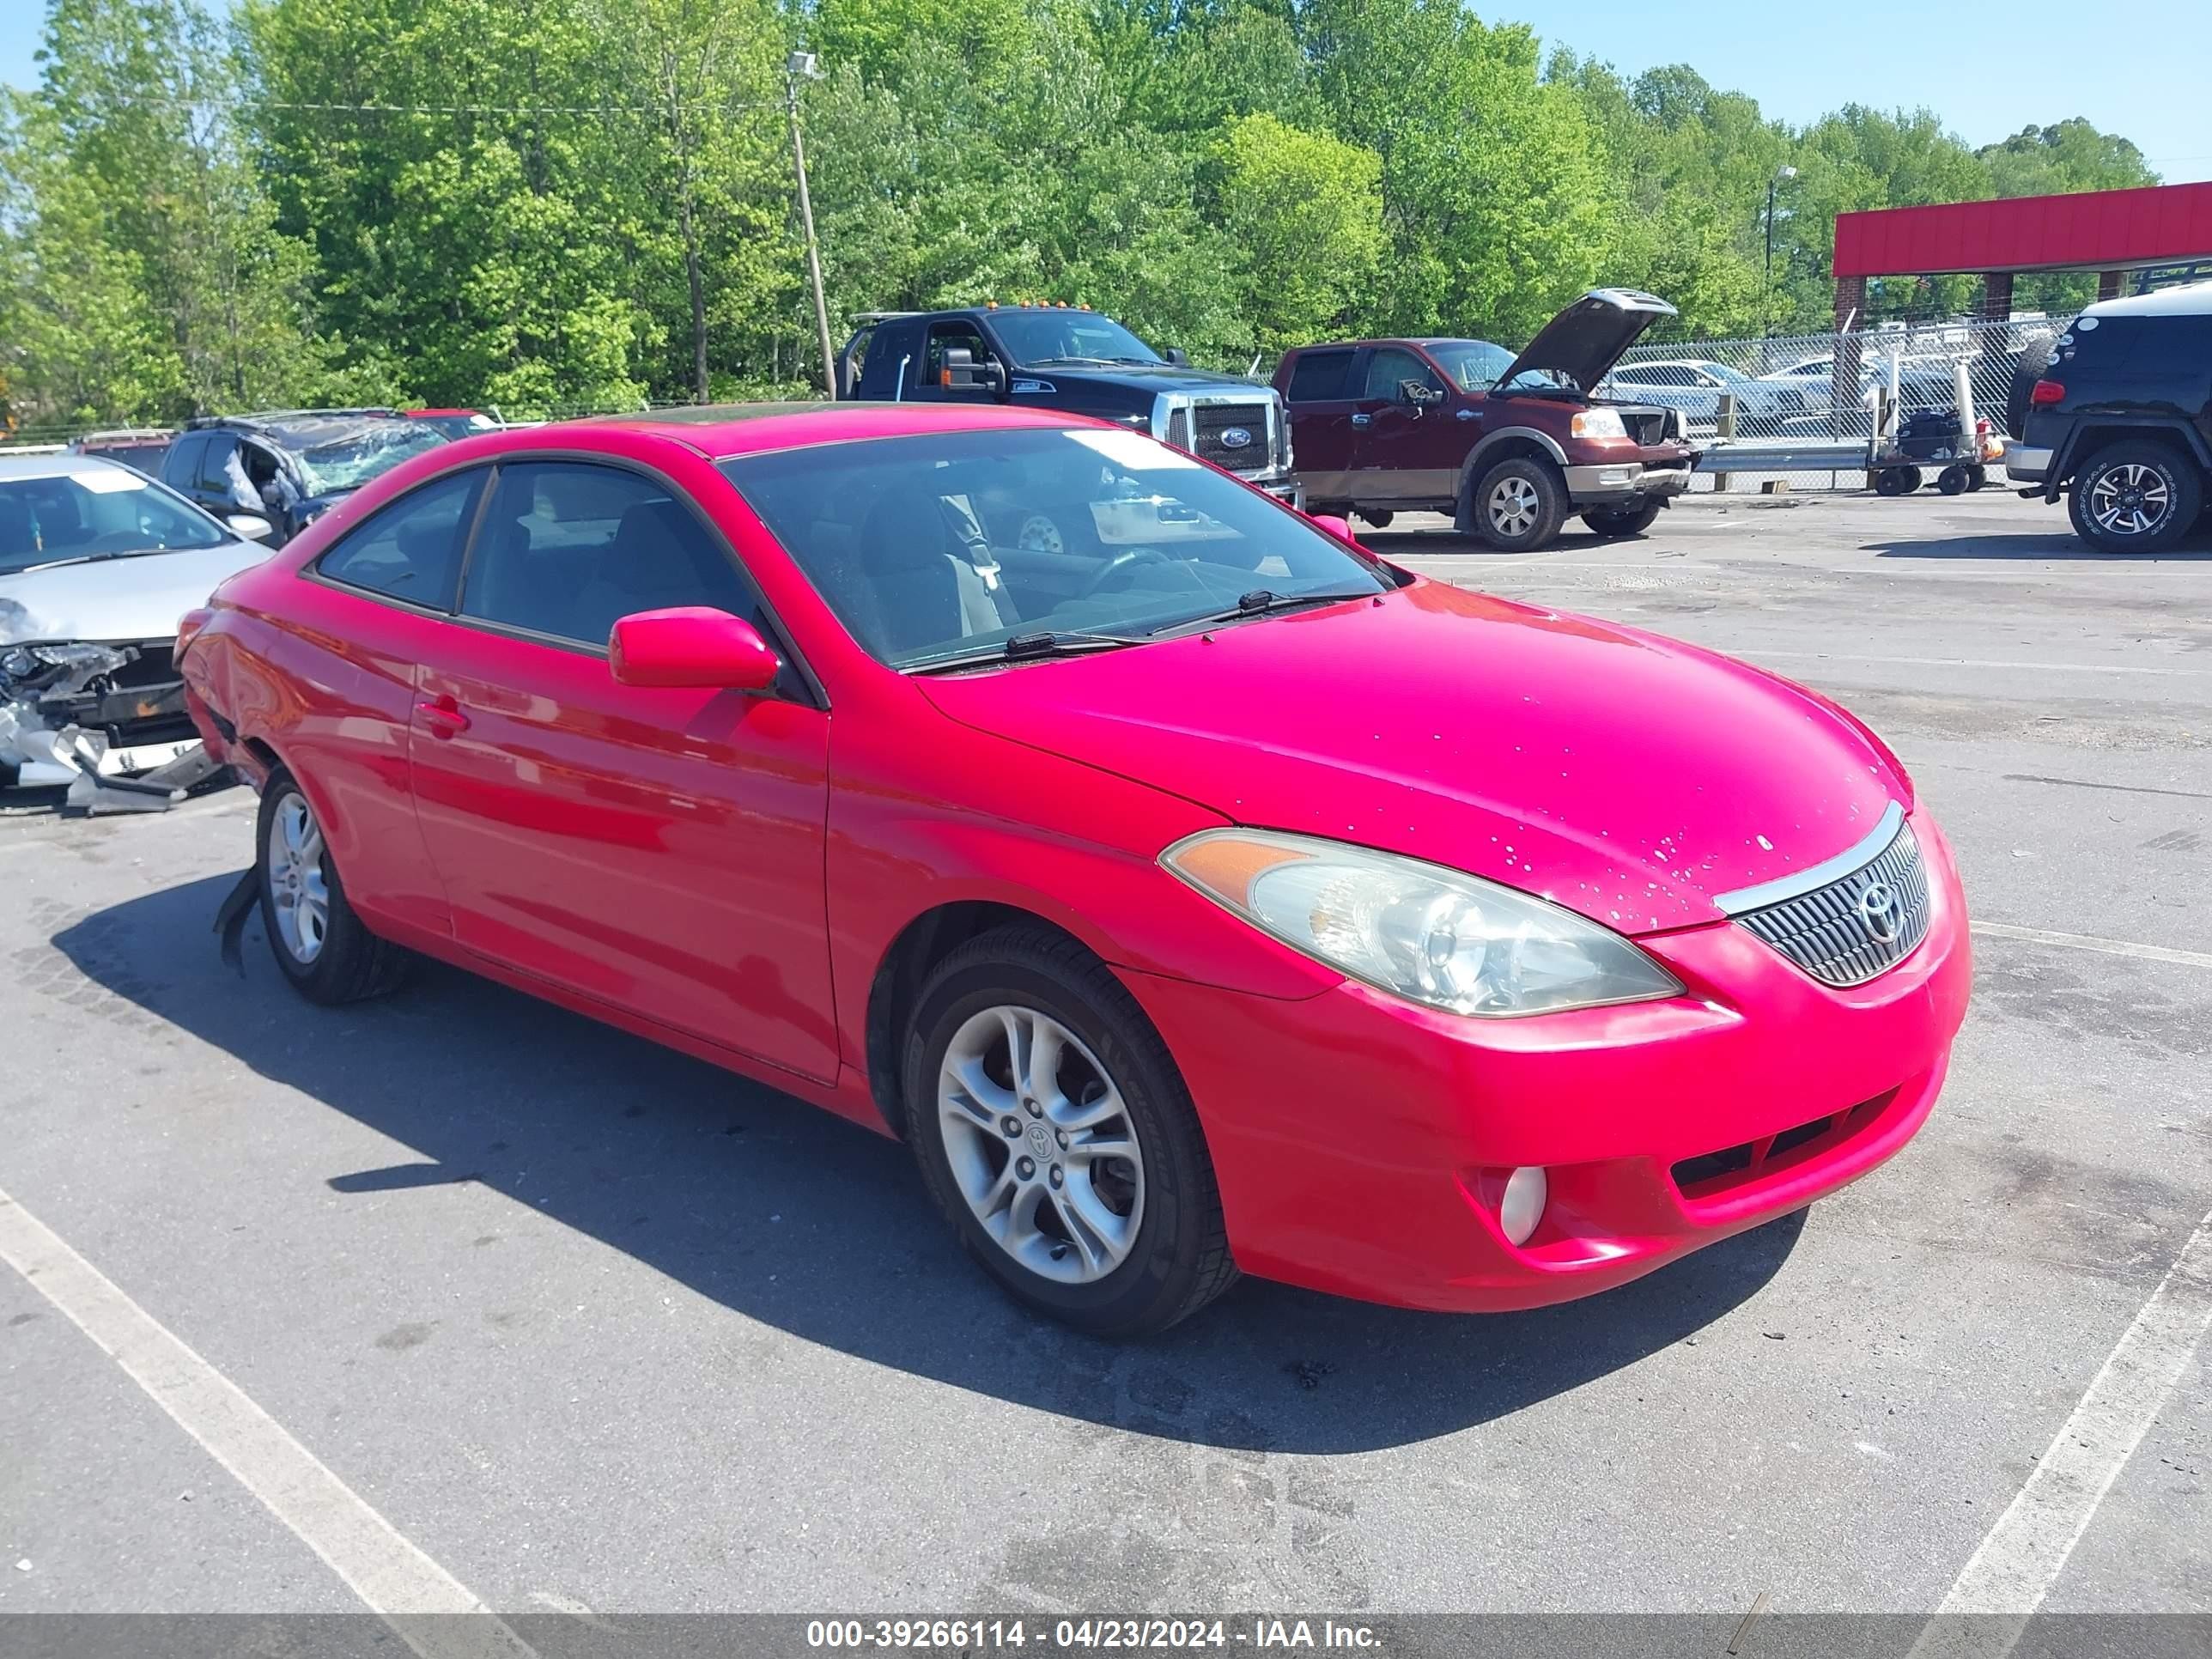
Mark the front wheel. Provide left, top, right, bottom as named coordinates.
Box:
left=2069, top=441, right=2203, bottom=553
left=1581, top=499, right=1663, bottom=538
left=1470, top=457, right=1566, bottom=550
left=903, top=927, right=1236, bottom=1336
left=1355, top=507, right=1395, bottom=530
left=256, top=770, right=409, bottom=1004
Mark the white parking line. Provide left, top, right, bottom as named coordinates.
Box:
left=1907, top=1206, right=2212, bottom=1658
left=1970, top=921, right=2212, bottom=970
left=0, top=1186, right=536, bottom=1659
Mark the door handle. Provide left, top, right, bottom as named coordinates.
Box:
left=1349, top=412, right=1372, bottom=428
left=1455, top=407, right=1477, bottom=422
left=416, top=697, right=471, bottom=738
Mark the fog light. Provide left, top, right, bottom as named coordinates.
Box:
left=1500, top=1165, right=1547, bottom=1246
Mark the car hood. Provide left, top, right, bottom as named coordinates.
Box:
left=917, top=582, right=1908, bottom=935
left=0, top=539, right=272, bottom=646
left=1498, top=289, right=1678, bottom=394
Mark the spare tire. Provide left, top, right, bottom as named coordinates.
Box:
left=2005, top=331, right=2057, bottom=439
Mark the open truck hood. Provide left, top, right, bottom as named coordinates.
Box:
left=1498, top=289, right=1678, bottom=393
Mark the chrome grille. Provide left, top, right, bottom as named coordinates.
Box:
left=1735, top=821, right=1929, bottom=987
left=1190, top=402, right=1272, bottom=470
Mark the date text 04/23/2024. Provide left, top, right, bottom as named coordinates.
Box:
left=804, top=1619, right=1383, bottom=1650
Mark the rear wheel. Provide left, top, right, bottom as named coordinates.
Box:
left=257, top=770, right=409, bottom=1004
left=1937, top=464, right=1972, bottom=495
left=1581, top=499, right=1663, bottom=538
left=1470, top=457, right=1566, bottom=550
left=2068, top=441, right=2203, bottom=553
left=903, top=927, right=1236, bottom=1336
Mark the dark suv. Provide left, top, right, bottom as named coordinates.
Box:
left=2006, top=282, right=2212, bottom=552
left=160, top=410, right=447, bottom=546
left=838, top=305, right=1298, bottom=506
left=1274, top=290, right=1698, bottom=551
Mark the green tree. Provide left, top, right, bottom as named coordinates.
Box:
left=1208, top=112, right=1382, bottom=355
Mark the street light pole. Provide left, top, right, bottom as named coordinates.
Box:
left=1765, top=164, right=1797, bottom=339
left=786, top=50, right=836, bottom=398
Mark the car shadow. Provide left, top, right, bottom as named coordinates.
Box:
left=52, top=874, right=1807, bottom=1455
left=1869, top=526, right=2212, bottom=561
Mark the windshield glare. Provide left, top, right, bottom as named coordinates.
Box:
left=722, top=427, right=1388, bottom=670
left=0, top=471, right=228, bottom=576
left=1428, top=340, right=1516, bottom=392
left=279, top=422, right=447, bottom=494
left=986, top=311, right=1163, bottom=368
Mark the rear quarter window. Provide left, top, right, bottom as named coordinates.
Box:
left=313, top=468, right=486, bottom=611
left=1285, top=349, right=1355, bottom=402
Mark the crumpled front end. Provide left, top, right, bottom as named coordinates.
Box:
left=0, top=640, right=216, bottom=810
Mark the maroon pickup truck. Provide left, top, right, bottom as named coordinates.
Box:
left=1274, top=289, right=1700, bottom=551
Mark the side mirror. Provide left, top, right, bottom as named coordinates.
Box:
left=1163, top=347, right=1190, bottom=367
left=225, top=513, right=275, bottom=542
left=609, top=608, right=780, bottom=692
left=1400, top=380, right=1443, bottom=408
left=1311, top=514, right=1358, bottom=544
left=940, top=346, right=1007, bottom=398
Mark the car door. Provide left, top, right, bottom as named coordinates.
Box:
left=1350, top=345, right=1462, bottom=505
left=408, top=457, right=837, bottom=1083
left=1278, top=347, right=1361, bottom=501
left=289, top=464, right=490, bottom=939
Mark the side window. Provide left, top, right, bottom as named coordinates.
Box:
left=1361, top=347, right=1439, bottom=402
left=860, top=321, right=920, bottom=397
left=197, top=433, right=240, bottom=493
left=1285, top=349, right=1354, bottom=403
left=923, top=321, right=994, bottom=389
left=164, top=433, right=207, bottom=489
left=315, top=467, right=485, bottom=610
left=460, top=461, right=762, bottom=650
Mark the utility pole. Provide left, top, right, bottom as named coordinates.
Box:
left=1764, top=164, right=1797, bottom=339
left=786, top=50, right=836, bottom=398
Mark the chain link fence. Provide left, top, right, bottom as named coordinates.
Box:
left=1607, top=314, right=2065, bottom=492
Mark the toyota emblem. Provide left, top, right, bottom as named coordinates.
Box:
left=1218, top=426, right=1254, bottom=450
left=1855, top=878, right=1901, bottom=944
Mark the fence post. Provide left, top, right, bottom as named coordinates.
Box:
left=1714, top=393, right=1738, bottom=492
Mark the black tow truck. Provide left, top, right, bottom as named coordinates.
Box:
left=837, top=303, right=1300, bottom=505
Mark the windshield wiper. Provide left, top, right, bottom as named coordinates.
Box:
left=1153, top=587, right=1377, bottom=637
left=9, top=549, right=170, bottom=574
left=903, top=629, right=1149, bottom=674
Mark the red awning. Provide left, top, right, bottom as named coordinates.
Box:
left=1833, top=183, right=2212, bottom=278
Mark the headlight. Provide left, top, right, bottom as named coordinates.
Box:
left=1160, top=829, right=1683, bottom=1018
left=1570, top=408, right=1627, bottom=440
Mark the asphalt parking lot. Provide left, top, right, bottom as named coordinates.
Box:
left=1, top=489, right=2206, bottom=1647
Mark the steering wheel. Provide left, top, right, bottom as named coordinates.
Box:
left=1079, top=545, right=1175, bottom=599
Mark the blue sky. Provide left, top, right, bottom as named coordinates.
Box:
left=3, top=0, right=2208, bottom=185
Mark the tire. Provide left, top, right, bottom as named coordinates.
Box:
left=1356, top=508, right=1395, bottom=529
left=902, top=926, right=1237, bottom=1337
left=2068, top=441, right=2204, bottom=553
left=1966, top=466, right=1987, bottom=492
left=1874, top=469, right=1908, bottom=497
left=1937, top=464, right=1971, bottom=495
left=1581, top=499, right=1663, bottom=538
left=1469, top=457, right=1567, bottom=550
left=256, top=769, right=410, bottom=1004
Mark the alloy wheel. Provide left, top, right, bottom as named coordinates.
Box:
left=267, top=790, right=329, bottom=965
left=1487, top=477, right=1540, bottom=538
left=2087, top=463, right=2172, bottom=538
left=936, top=1004, right=1146, bottom=1285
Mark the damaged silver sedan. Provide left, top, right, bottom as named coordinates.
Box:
left=1, top=453, right=275, bottom=810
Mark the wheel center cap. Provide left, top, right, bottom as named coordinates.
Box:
left=1024, top=1122, right=1055, bottom=1162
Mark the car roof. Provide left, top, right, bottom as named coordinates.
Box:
left=585, top=399, right=1091, bottom=459
left=0, top=452, right=138, bottom=483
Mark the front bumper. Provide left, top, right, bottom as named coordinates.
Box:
left=1243, top=471, right=1303, bottom=508
left=1125, top=807, right=1971, bottom=1313
left=1563, top=459, right=1696, bottom=503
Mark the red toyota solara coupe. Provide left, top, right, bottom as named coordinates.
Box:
left=178, top=402, right=1970, bottom=1335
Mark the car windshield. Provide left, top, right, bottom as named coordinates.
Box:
left=1428, top=340, right=1516, bottom=391
left=1701, top=363, right=1753, bottom=384
left=721, top=426, right=1389, bottom=671
left=0, top=470, right=228, bottom=576
left=985, top=311, right=1164, bottom=368
left=268, top=418, right=447, bottom=494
